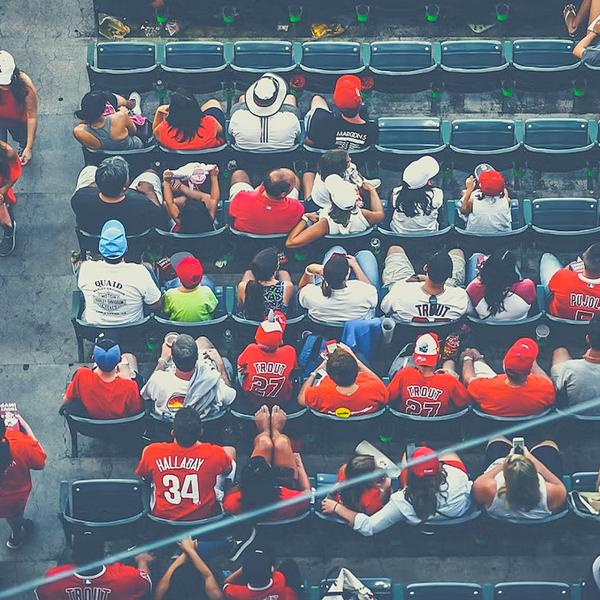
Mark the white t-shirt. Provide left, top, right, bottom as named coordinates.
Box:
left=77, top=260, right=161, bottom=325
left=299, top=280, right=378, bottom=324
left=390, top=187, right=443, bottom=233
left=228, top=110, right=301, bottom=151
left=467, top=279, right=536, bottom=321
left=462, top=191, right=512, bottom=233
left=381, top=281, right=470, bottom=322
left=319, top=208, right=370, bottom=235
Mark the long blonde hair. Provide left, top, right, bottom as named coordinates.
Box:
left=498, top=454, right=541, bottom=511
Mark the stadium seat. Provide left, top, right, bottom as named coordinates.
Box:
left=388, top=406, right=470, bottom=423
left=87, top=42, right=158, bottom=93
left=404, top=583, right=484, bottom=599
left=309, top=407, right=387, bottom=422
left=59, top=479, right=145, bottom=543
left=314, top=474, right=357, bottom=526
left=144, top=494, right=226, bottom=529
left=368, top=41, right=438, bottom=91
left=59, top=404, right=147, bottom=458
left=317, top=578, right=392, bottom=600
left=82, top=145, right=157, bottom=179
left=159, top=41, right=228, bottom=92
left=154, top=215, right=229, bottom=258
left=471, top=406, right=554, bottom=423
left=493, top=582, right=572, bottom=600
left=300, top=42, right=367, bottom=90
left=71, top=291, right=154, bottom=362
left=76, top=227, right=153, bottom=262
left=536, top=284, right=591, bottom=329
left=569, top=472, right=600, bottom=520
left=156, top=144, right=229, bottom=171
left=526, top=197, right=600, bottom=237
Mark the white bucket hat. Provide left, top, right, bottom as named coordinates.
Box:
left=245, top=73, right=288, bottom=118
left=402, top=156, right=440, bottom=190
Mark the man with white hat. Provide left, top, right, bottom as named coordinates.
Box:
left=228, top=73, right=301, bottom=151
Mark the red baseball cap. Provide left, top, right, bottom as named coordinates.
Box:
left=478, top=170, right=505, bottom=196
left=255, top=318, right=284, bottom=350
left=504, top=337, right=538, bottom=375
left=413, top=333, right=440, bottom=368
left=175, top=256, right=204, bottom=288
left=333, top=75, right=363, bottom=110
left=409, top=446, right=441, bottom=478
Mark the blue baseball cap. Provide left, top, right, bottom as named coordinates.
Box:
left=99, top=219, right=127, bottom=259
left=92, top=338, right=122, bottom=372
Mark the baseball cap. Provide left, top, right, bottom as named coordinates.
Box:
left=504, top=337, right=538, bottom=375
left=402, top=156, right=440, bottom=190
left=413, top=333, right=440, bottom=368
left=333, top=75, right=363, bottom=110
left=92, top=337, right=121, bottom=372
left=324, top=174, right=360, bottom=210
left=246, top=73, right=288, bottom=118
left=255, top=318, right=284, bottom=350
left=478, top=169, right=505, bottom=196
left=175, top=255, right=204, bottom=288
left=409, top=446, right=441, bottom=478
left=0, top=51, right=16, bottom=86
left=99, top=219, right=127, bottom=259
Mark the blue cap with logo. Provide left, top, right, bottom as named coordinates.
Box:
left=99, top=219, right=127, bottom=259
left=93, top=336, right=122, bottom=372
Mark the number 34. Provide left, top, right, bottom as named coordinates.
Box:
left=163, top=474, right=201, bottom=505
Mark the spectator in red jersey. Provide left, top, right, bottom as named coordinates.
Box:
left=237, top=317, right=298, bottom=407
left=0, top=140, right=21, bottom=257
left=224, top=548, right=300, bottom=600
left=461, top=338, right=555, bottom=417
left=223, top=405, right=310, bottom=521
left=298, top=344, right=389, bottom=417
left=228, top=168, right=304, bottom=235
left=387, top=332, right=470, bottom=417
left=541, top=243, right=600, bottom=321
left=0, top=415, right=45, bottom=549
left=35, top=532, right=153, bottom=600
left=62, top=336, right=143, bottom=419
left=135, top=407, right=235, bottom=521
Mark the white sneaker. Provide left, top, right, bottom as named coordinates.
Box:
left=128, top=91, right=142, bottom=116
left=364, top=178, right=382, bottom=189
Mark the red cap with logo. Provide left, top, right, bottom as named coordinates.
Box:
left=175, top=256, right=204, bottom=288
left=503, top=337, right=538, bottom=375
left=413, top=332, right=440, bottom=368
left=333, top=75, right=363, bottom=110
left=478, top=170, right=505, bottom=196
left=409, top=446, right=441, bottom=478
left=255, top=311, right=287, bottom=350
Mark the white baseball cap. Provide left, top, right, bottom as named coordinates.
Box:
left=324, top=174, right=360, bottom=210
left=413, top=333, right=440, bottom=367
left=402, top=156, right=440, bottom=190
left=0, top=51, right=16, bottom=86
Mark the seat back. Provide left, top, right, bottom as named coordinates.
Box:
left=493, top=582, right=571, bottom=600
left=369, top=41, right=435, bottom=74
left=232, top=41, right=296, bottom=72
left=531, top=198, right=599, bottom=232
left=440, top=40, right=506, bottom=71
left=301, top=42, right=363, bottom=73
left=405, top=583, right=484, bottom=599
left=319, top=579, right=392, bottom=600
left=524, top=119, right=591, bottom=151
left=449, top=119, right=518, bottom=152
left=377, top=117, right=445, bottom=153
left=95, top=42, right=156, bottom=71
left=512, top=39, right=580, bottom=70
left=163, top=41, right=226, bottom=71
left=570, top=472, right=598, bottom=491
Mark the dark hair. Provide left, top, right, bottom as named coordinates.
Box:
left=8, top=67, right=27, bottom=107
left=72, top=533, right=105, bottom=566
left=0, top=421, right=11, bottom=477
left=318, top=149, right=349, bottom=179
left=95, top=156, right=129, bottom=197
left=340, top=455, right=379, bottom=512
left=478, top=250, right=520, bottom=318
left=404, top=468, right=449, bottom=522
left=500, top=454, right=541, bottom=511
left=587, top=316, right=600, bottom=351
left=178, top=199, right=213, bottom=235
left=244, top=248, right=279, bottom=321
left=75, top=91, right=107, bottom=122
left=173, top=407, right=202, bottom=447
left=328, top=204, right=352, bottom=228
left=322, top=254, right=349, bottom=298
left=239, top=456, right=279, bottom=509
left=326, top=348, right=359, bottom=386
left=393, top=185, right=436, bottom=218
left=243, top=550, right=274, bottom=588
left=166, top=88, right=205, bottom=143
left=426, top=252, right=453, bottom=285
left=165, top=561, right=216, bottom=600
left=583, top=243, right=600, bottom=278
left=0, top=143, right=9, bottom=181
left=339, top=107, right=360, bottom=119
left=263, top=169, right=293, bottom=198
left=172, top=334, right=199, bottom=372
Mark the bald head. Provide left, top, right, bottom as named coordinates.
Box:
left=263, top=168, right=295, bottom=199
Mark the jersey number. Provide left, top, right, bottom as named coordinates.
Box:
left=163, top=474, right=200, bottom=505
left=249, top=375, right=285, bottom=397
left=405, top=399, right=442, bottom=417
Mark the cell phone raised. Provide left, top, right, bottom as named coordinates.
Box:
left=512, top=437, right=525, bottom=455
left=326, top=340, right=338, bottom=354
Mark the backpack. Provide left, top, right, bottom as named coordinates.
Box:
left=298, top=333, right=326, bottom=379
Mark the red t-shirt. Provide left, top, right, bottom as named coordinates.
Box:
left=224, top=571, right=298, bottom=600
left=223, top=486, right=309, bottom=520
left=336, top=465, right=385, bottom=515
left=548, top=268, right=600, bottom=321
left=64, top=367, right=142, bottom=419
left=468, top=375, right=555, bottom=417
left=35, top=563, right=151, bottom=600
left=237, top=344, right=298, bottom=404
left=387, top=366, right=470, bottom=417
left=0, top=150, right=22, bottom=205
left=304, top=372, right=389, bottom=416
left=0, top=430, right=46, bottom=518
left=154, top=116, right=224, bottom=150
left=229, top=186, right=304, bottom=234
left=134, top=441, right=232, bottom=521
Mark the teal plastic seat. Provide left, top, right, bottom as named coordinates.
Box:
left=404, top=583, right=484, bottom=600
left=300, top=42, right=365, bottom=74
left=230, top=40, right=298, bottom=73
left=529, top=198, right=600, bottom=234
left=449, top=119, right=520, bottom=156
left=369, top=41, right=436, bottom=76
left=493, top=582, right=572, bottom=600
left=376, top=117, right=447, bottom=156
left=511, top=39, right=580, bottom=72
left=440, top=40, right=508, bottom=73
left=524, top=118, right=595, bottom=153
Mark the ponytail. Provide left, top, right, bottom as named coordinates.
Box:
left=244, top=280, right=267, bottom=321
left=0, top=422, right=11, bottom=476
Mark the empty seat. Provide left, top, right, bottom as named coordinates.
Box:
left=449, top=119, right=520, bottom=155
left=493, top=582, right=571, bottom=600
left=405, top=583, right=484, bottom=599
left=529, top=198, right=600, bottom=234
left=523, top=118, right=594, bottom=154
left=511, top=39, right=580, bottom=72
left=230, top=40, right=298, bottom=73
left=300, top=42, right=365, bottom=74
left=440, top=40, right=508, bottom=73
left=376, top=117, right=447, bottom=156
left=319, top=578, right=392, bottom=600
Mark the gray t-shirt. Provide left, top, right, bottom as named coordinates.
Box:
left=551, top=357, right=600, bottom=415
left=583, top=44, right=600, bottom=67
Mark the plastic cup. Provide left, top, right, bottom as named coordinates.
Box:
left=288, top=5, right=303, bottom=23
left=496, top=3, right=509, bottom=22
left=356, top=4, right=370, bottom=23
left=222, top=7, right=236, bottom=24
left=425, top=4, right=439, bottom=23
left=535, top=324, right=550, bottom=343
left=165, top=332, right=179, bottom=347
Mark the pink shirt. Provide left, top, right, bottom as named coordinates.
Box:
left=467, top=279, right=536, bottom=321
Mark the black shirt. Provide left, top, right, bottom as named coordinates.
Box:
left=307, top=108, right=378, bottom=151
left=71, top=187, right=166, bottom=235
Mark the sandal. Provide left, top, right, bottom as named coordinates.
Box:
left=588, top=14, right=600, bottom=34
left=564, top=4, right=578, bottom=37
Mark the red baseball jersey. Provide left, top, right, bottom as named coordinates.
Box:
left=548, top=269, right=600, bottom=321
left=0, top=430, right=46, bottom=518
left=35, top=563, right=151, bottom=600
left=387, top=366, right=470, bottom=417
left=224, top=571, right=298, bottom=600
left=135, top=441, right=232, bottom=521
left=237, top=344, right=297, bottom=404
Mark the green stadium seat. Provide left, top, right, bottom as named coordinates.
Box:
left=493, top=582, right=572, bottom=600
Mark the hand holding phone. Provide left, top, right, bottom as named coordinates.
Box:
left=512, top=437, right=525, bottom=455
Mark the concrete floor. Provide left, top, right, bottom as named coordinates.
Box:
left=1, top=0, right=600, bottom=598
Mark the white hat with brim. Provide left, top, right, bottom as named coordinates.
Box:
left=324, top=174, right=360, bottom=211
left=0, top=51, right=16, bottom=86
left=245, top=73, right=288, bottom=118
left=402, top=156, right=440, bottom=190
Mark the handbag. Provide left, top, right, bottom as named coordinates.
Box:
left=320, top=568, right=376, bottom=600
left=569, top=490, right=600, bottom=515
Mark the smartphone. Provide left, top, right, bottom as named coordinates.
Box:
left=326, top=340, right=338, bottom=354
left=313, top=368, right=327, bottom=386
left=512, top=437, right=525, bottom=455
